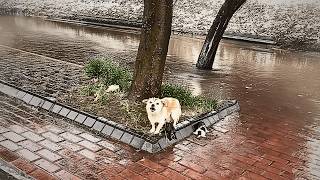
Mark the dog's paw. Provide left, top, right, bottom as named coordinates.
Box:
left=149, top=129, right=155, bottom=134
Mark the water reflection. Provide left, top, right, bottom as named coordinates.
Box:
left=0, top=16, right=320, bottom=174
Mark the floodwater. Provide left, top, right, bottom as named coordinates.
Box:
left=0, top=16, right=319, bottom=176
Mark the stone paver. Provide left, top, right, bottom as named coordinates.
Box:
left=0, top=92, right=319, bottom=180
left=41, top=132, right=64, bottom=143
left=34, top=159, right=61, bottom=173
left=0, top=23, right=319, bottom=180
left=16, top=149, right=41, bottom=162
left=60, top=132, right=83, bottom=143
left=0, top=140, right=21, bottom=151
left=78, top=140, right=102, bottom=152
left=18, top=140, right=43, bottom=152
left=79, top=133, right=101, bottom=143
left=39, top=139, right=62, bottom=152
left=37, top=149, right=62, bottom=162
left=2, top=131, right=26, bottom=142
left=21, top=131, right=45, bottom=142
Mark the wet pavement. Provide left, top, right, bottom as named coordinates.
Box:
left=0, top=16, right=320, bottom=179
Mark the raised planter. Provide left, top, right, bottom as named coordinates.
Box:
left=0, top=80, right=240, bottom=153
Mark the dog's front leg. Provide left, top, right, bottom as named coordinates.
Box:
left=154, top=121, right=165, bottom=135
left=149, top=122, right=156, bottom=134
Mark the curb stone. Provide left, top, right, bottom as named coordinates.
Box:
left=0, top=80, right=240, bottom=153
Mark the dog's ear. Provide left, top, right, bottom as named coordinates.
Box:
left=161, top=99, right=168, bottom=107
left=142, top=99, right=149, bottom=104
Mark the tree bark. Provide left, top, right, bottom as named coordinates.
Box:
left=129, top=0, right=173, bottom=101
left=196, top=0, right=246, bottom=70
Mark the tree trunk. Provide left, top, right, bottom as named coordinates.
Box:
left=129, top=0, right=173, bottom=101
left=196, top=0, right=246, bottom=70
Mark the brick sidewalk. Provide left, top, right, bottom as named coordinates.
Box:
left=0, top=92, right=319, bottom=180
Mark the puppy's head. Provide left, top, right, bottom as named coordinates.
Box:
left=142, top=98, right=164, bottom=114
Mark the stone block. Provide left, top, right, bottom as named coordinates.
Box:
left=92, top=121, right=105, bottom=132
left=51, top=104, right=62, bottom=114
left=83, top=117, right=96, bottom=128
left=119, top=133, right=133, bottom=144
left=66, top=111, right=78, bottom=121
left=75, top=114, right=87, bottom=124
left=110, top=128, right=124, bottom=140
left=42, top=101, right=53, bottom=110
left=130, top=136, right=144, bottom=149
left=101, top=124, right=114, bottom=136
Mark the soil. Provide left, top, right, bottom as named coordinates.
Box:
left=59, top=84, right=209, bottom=134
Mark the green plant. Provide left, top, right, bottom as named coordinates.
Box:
left=84, top=59, right=105, bottom=79
left=84, top=58, right=132, bottom=91
left=160, top=83, right=217, bottom=110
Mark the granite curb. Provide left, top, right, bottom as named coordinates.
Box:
left=0, top=80, right=240, bottom=153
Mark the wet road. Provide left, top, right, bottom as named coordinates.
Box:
left=0, top=16, right=320, bottom=179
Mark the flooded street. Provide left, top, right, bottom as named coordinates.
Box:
left=0, top=16, right=320, bottom=179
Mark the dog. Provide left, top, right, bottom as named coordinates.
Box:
left=193, top=122, right=209, bottom=138
left=142, top=97, right=181, bottom=135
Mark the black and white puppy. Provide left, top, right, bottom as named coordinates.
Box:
left=193, top=122, right=209, bottom=138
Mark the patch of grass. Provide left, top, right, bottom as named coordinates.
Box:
left=161, top=83, right=217, bottom=111
left=85, top=58, right=132, bottom=91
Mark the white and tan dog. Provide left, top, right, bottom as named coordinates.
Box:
left=143, top=97, right=181, bottom=135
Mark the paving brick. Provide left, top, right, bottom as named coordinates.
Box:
left=42, top=132, right=64, bottom=143
left=66, top=110, right=79, bottom=121
left=21, top=131, right=44, bottom=142
left=55, top=170, right=81, bottom=180
left=138, top=158, right=166, bottom=173
left=59, top=141, right=83, bottom=152
left=39, top=139, right=62, bottom=152
left=37, top=149, right=62, bottom=162
left=119, top=169, right=145, bottom=180
left=0, top=126, right=10, bottom=133
left=9, top=124, right=27, bottom=133
left=183, top=169, right=210, bottom=180
left=29, top=169, right=58, bottom=180
left=97, top=141, right=121, bottom=152
left=60, top=132, right=82, bottom=143
left=141, top=168, right=167, bottom=180
left=0, top=148, right=20, bottom=162
left=12, top=158, right=37, bottom=173
left=161, top=168, right=189, bottom=180
left=178, top=160, right=207, bottom=174
left=2, top=131, right=26, bottom=142
left=241, top=170, right=269, bottom=180
left=68, top=128, right=83, bottom=135
left=18, top=140, right=42, bottom=152
left=0, top=140, right=21, bottom=151
left=78, top=149, right=96, bottom=161
left=79, top=133, right=101, bottom=143
left=78, top=140, right=102, bottom=152
left=75, top=114, right=87, bottom=124
left=17, top=148, right=41, bottom=162
left=34, top=159, right=61, bottom=173
left=92, top=121, right=105, bottom=132
left=44, top=125, right=65, bottom=134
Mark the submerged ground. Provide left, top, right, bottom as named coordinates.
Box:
left=0, top=16, right=319, bottom=179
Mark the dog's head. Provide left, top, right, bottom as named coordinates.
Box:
left=142, top=98, right=164, bottom=114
